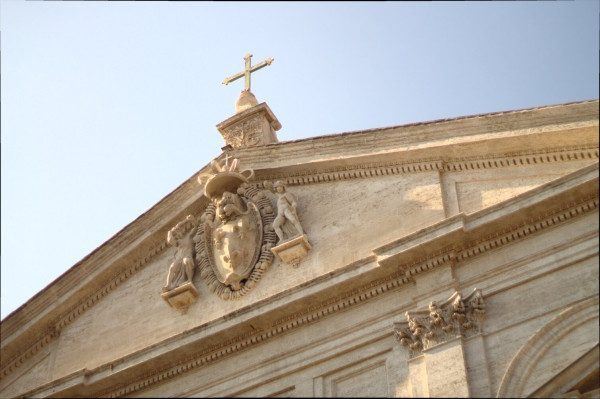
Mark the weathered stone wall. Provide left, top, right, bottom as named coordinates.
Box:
left=132, top=210, right=598, bottom=398
left=6, top=156, right=591, bottom=393
left=1, top=101, right=597, bottom=398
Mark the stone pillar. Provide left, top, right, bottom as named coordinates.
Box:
left=462, top=334, right=492, bottom=397
left=422, top=337, right=470, bottom=397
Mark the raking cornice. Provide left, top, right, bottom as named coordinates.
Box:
left=19, top=163, right=599, bottom=398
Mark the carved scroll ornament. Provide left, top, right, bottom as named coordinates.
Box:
left=220, top=114, right=263, bottom=148
left=393, top=289, right=485, bottom=357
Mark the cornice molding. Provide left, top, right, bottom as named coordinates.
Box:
left=457, top=195, right=598, bottom=263
left=6, top=146, right=595, bottom=383
left=232, top=107, right=598, bottom=168
left=21, top=166, right=598, bottom=398
left=257, top=144, right=598, bottom=186
left=100, top=192, right=598, bottom=398
left=0, top=328, right=58, bottom=382
left=0, top=241, right=169, bottom=379
left=101, top=272, right=413, bottom=398
left=2, top=109, right=597, bottom=393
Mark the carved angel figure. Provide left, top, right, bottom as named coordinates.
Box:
left=163, top=215, right=196, bottom=292
left=272, top=181, right=305, bottom=242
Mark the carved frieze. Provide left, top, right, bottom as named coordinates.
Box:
left=220, top=114, right=263, bottom=148
left=393, top=289, right=485, bottom=357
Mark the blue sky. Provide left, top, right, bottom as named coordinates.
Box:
left=1, top=1, right=598, bottom=319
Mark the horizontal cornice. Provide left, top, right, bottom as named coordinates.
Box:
left=231, top=100, right=598, bottom=169
left=20, top=163, right=599, bottom=398
left=1, top=110, right=598, bottom=388
left=257, top=141, right=598, bottom=187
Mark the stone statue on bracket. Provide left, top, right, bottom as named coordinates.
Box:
left=161, top=215, right=199, bottom=313
left=268, top=181, right=311, bottom=268
left=163, top=215, right=196, bottom=291
left=272, top=181, right=304, bottom=242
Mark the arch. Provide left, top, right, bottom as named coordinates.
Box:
left=496, top=297, right=599, bottom=397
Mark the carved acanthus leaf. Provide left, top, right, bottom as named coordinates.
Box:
left=393, top=288, right=485, bottom=357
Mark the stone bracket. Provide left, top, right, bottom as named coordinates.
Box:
left=271, top=235, right=311, bottom=267
left=216, top=102, right=281, bottom=148
left=161, top=282, right=198, bottom=313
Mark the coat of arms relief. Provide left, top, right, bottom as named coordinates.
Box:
left=162, top=157, right=311, bottom=310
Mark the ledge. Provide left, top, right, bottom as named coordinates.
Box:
left=20, top=162, right=599, bottom=398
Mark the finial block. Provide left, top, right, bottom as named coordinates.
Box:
left=216, top=102, right=281, bottom=148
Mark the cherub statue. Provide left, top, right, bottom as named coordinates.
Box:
left=272, top=181, right=305, bottom=242
left=163, top=215, right=196, bottom=292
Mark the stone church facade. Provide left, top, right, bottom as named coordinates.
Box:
left=1, top=91, right=598, bottom=397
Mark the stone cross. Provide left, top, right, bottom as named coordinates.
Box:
left=222, top=53, right=274, bottom=91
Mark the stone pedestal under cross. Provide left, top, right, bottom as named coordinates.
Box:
left=217, top=53, right=281, bottom=148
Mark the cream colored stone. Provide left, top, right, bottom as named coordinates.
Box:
left=424, top=338, right=470, bottom=397
left=235, top=90, right=259, bottom=113
left=194, top=157, right=279, bottom=298
left=1, top=100, right=598, bottom=398
left=161, top=282, right=198, bottom=313
left=271, top=234, right=311, bottom=267
left=216, top=102, right=281, bottom=148
left=163, top=215, right=196, bottom=293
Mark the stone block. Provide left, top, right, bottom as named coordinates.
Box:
left=271, top=235, right=311, bottom=267
left=161, top=282, right=198, bottom=313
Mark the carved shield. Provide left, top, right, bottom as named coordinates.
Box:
left=195, top=183, right=277, bottom=300
left=205, top=201, right=262, bottom=290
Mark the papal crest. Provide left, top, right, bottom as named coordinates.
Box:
left=194, top=157, right=277, bottom=300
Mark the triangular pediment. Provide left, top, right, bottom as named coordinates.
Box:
left=1, top=100, right=598, bottom=398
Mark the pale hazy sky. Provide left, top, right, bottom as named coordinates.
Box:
left=1, top=1, right=598, bottom=319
